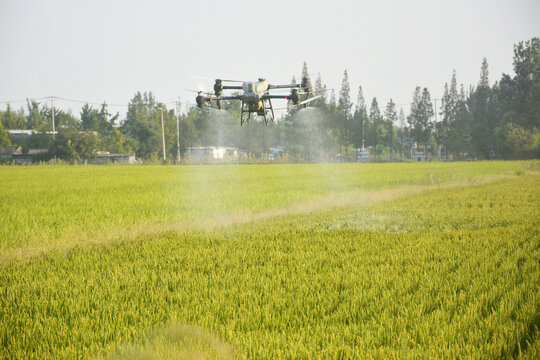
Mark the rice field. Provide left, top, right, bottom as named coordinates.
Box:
left=0, top=161, right=538, bottom=358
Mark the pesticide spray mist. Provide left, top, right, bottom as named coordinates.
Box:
left=166, top=107, right=249, bottom=230
left=290, top=106, right=348, bottom=193
left=163, top=105, right=352, bottom=232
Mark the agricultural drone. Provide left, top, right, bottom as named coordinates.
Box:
left=189, top=75, right=323, bottom=126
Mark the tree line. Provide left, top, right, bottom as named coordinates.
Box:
left=1, top=37, right=538, bottom=162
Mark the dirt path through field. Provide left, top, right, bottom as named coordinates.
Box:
left=0, top=173, right=527, bottom=264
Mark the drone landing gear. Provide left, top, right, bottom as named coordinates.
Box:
left=240, top=99, right=275, bottom=126
left=240, top=100, right=251, bottom=126
left=261, top=98, right=275, bottom=126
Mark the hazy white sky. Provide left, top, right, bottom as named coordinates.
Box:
left=0, top=0, right=539, bottom=116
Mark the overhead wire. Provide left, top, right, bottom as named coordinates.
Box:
left=53, top=96, right=130, bottom=107
left=0, top=97, right=50, bottom=104
left=0, top=95, right=191, bottom=109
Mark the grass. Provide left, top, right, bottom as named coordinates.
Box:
left=0, top=161, right=538, bottom=358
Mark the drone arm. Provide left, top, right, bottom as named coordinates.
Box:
left=222, top=85, right=243, bottom=90
left=267, top=84, right=301, bottom=90
left=217, top=95, right=243, bottom=101
left=265, top=94, right=289, bottom=100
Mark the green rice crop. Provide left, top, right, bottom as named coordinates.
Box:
left=0, top=162, right=538, bottom=358
left=0, top=161, right=527, bottom=260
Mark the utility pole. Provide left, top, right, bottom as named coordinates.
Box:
left=433, top=98, right=438, bottom=123
left=160, top=109, right=166, bottom=162
left=362, top=116, right=365, bottom=150
left=51, top=96, right=55, bottom=140
left=176, top=100, right=181, bottom=163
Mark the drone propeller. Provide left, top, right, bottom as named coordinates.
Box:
left=185, top=88, right=213, bottom=96
left=194, top=90, right=216, bottom=108
left=216, top=78, right=243, bottom=83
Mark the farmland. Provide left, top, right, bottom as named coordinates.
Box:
left=0, top=161, right=539, bottom=358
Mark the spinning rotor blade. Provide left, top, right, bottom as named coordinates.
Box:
left=217, top=78, right=244, bottom=83
left=185, top=88, right=213, bottom=96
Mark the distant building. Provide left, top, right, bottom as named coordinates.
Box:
left=0, top=146, right=31, bottom=164
left=356, top=147, right=370, bottom=163
left=27, top=149, right=48, bottom=155
left=88, top=152, right=137, bottom=165
left=412, top=151, right=427, bottom=162
left=185, top=146, right=238, bottom=161
left=266, top=147, right=285, bottom=161
left=6, top=130, right=34, bottom=137
left=1, top=147, right=136, bottom=165
left=398, top=137, right=417, bottom=148
left=0, top=146, right=22, bottom=156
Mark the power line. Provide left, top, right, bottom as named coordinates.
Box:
left=53, top=96, right=129, bottom=107
left=1, top=95, right=194, bottom=109
left=0, top=97, right=50, bottom=104
left=51, top=96, right=55, bottom=140
left=0, top=96, right=129, bottom=107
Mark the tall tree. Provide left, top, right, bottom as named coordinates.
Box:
left=300, top=62, right=311, bottom=104
left=328, top=89, right=336, bottom=108
left=37, top=103, right=78, bottom=132
left=98, top=103, right=119, bottom=133
left=48, top=127, right=98, bottom=162
left=26, top=100, right=47, bottom=131
left=337, top=70, right=352, bottom=155
left=80, top=103, right=99, bottom=131
left=369, top=97, right=384, bottom=160
left=479, top=57, right=489, bottom=88
left=301, top=62, right=309, bottom=82
left=469, top=58, right=492, bottom=158
left=456, top=84, right=472, bottom=159
left=408, top=87, right=434, bottom=149
left=313, top=73, right=327, bottom=105
left=439, top=70, right=461, bottom=158
left=337, top=70, right=352, bottom=116
left=512, top=37, right=540, bottom=130
left=397, top=108, right=407, bottom=160
left=352, top=86, right=368, bottom=149
left=81, top=103, right=118, bottom=133
left=384, top=99, right=398, bottom=155
left=0, top=121, right=12, bottom=146
left=121, top=92, right=161, bottom=158
left=1, top=104, right=25, bottom=129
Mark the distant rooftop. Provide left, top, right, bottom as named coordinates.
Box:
left=7, top=129, right=34, bottom=135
